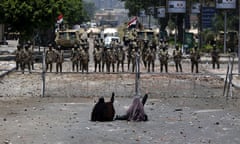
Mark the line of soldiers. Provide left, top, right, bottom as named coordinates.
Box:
left=45, top=43, right=64, bottom=73
left=15, top=41, right=34, bottom=74
left=15, top=39, right=220, bottom=74
left=93, top=38, right=125, bottom=73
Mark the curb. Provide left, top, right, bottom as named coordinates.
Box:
left=0, top=67, right=16, bottom=78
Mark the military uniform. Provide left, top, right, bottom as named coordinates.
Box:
left=190, top=47, right=201, bottom=73
left=211, top=45, right=220, bottom=69
left=45, top=44, right=56, bottom=72
left=15, top=44, right=23, bottom=71
left=158, top=47, right=169, bottom=73
left=80, top=48, right=89, bottom=73
left=117, top=45, right=125, bottom=72
left=27, top=40, right=34, bottom=70
left=146, top=44, right=156, bottom=72
left=71, top=45, right=80, bottom=72
left=173, top=46, right=183, bottom=72
left=56, top=45, right=64, bottom=73
left=21, top=45, right=32, bottom=74
left=93, top=46, right=102, bottom=72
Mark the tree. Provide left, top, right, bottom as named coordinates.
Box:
left=0, top=0, right=87, bottom=43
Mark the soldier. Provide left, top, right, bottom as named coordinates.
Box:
left=21, top=44, right=32, bottom=74
left=45, top=43, right=56, bottom=72
left=190, top=46, right=201, bottom=73
left=173, top=45, right=183, bottom=72
left=71, top=44, right=80, bottom=72
left=93, top=45, right=102, bottom=72
left=211, top=44, right=220, bottom=69
left=117, top=45, right=125, bottom=72
left=55, top=45, right=64, bottom=73
left=158, top=46, right=169, bottom=73
left=146, top=43, right=156, bottom=72
left=131, top=43, right=138, bottom=72
left=80, top=46, right=89, bottom=73
left=106, top=48, right=116, bottom=73
left=15, top=44, right=23, bottom=71
left=27, top=40, right=34, bottom=70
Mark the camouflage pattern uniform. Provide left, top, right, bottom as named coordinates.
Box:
left=71, top=44, right=80, bottom=72
left=158, top=47, right=169, bottom=73
left=55, top=45, right=64, bottom=73
left=117, top=45, right=125, bottom=72
left=146, top=44, right=156, bottom=72
left=80, top=47, right=89, bottom=73
left=27, top=40, right=34, bottom=70
left=21, top=45, right=32, bottom=74
left=106, top=48, right=116, bottom=73
left=211, top=45, right=220, bottom=69
left=45, top=44, right=56, bottom=72
left=190, top=46, right=201, bottom=73
left=93, top=45, right=102, bottom=72
left=173, top=46, right=183, bottom=72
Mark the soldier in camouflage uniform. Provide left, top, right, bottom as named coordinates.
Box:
left=117, top=45, right=125, bottom=72
left=131, top=45, right=138, bottom=72
left=71, top=44, right=80, bottom=72
left=106, top=48, right=116, bottom=73
left=15, top=44, right=23, bottom=71
left=55, top=45, right=64, bottom=73
left=93, top=45, right=102, bottom=72
left=21, top=44, right=32, bottom=74
left=190, top=46, right=201, bottom=73
left=146, top=43, right=156, bottom=72
left=173, top=45, right=183, bottom=72
left=211, top=44, right=220, bottom=69
left=27, top=40, right=34, bottom=70
left=158, top=46, right=169, bottom=73
left=45, top=43, right=56, bottom=72
left=80, top=46, right=89, bottom=73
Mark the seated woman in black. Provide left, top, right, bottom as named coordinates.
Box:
left=115, top=94, right=148, bottom=121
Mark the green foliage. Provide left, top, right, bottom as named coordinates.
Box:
left=0, top=0, right=87, bottom=42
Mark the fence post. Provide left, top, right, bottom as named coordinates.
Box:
left=41, top=48, right=46, bottom=97
left=135, top=50, right=141, bottom=96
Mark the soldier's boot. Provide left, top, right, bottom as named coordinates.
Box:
left=212, top=62, right=215, bottom=69
left=196, top=64, right=199, bottom=73
left=179, top=64, right=182, bottom=72
left=79, top=62, right=82, bottom=70
left=98, top=64, right=101, bottom=72
left=32, top=62, right=34, bottom=70
left=94, top=64, right=97, bottom=72
left=117, top=64, right=119, bottom=72
left=160, top=65, right=163, bottom=72
left=165, top=64, right=168, bottom=73
left=56, top=65, right=59, bottom=74
left=147, top=64, right=150, bottom=72
left=21, top=64, right=25, bottom=74
left=191, top=64, right=194, bottom=73
left=217, top=63, right=220, bottom=69
left=101, top=64, right=103, bottom=72
left=72, top=64, right=75, bottom=72
left=60, top=65, right=62, bottom=73
left=28, top=64, right=31, bottom=74
left=112, top=64, right=115, bottom=73
left=175, top=65, right=178, bottom=72
left=152, top=63, right=154, bottom=72
left=122, top=64, right=124, bottom=72
left=50, top=64, right=52, bottom=73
